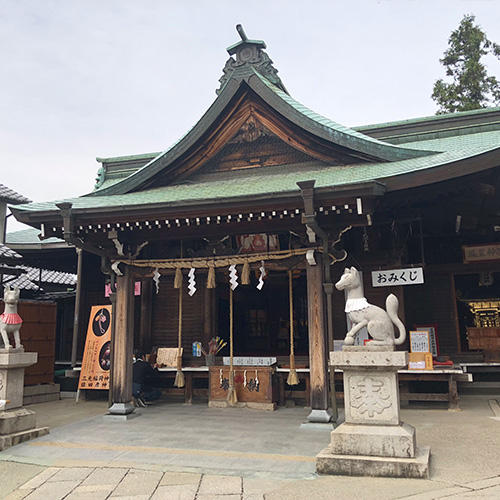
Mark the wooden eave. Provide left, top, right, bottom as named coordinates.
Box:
left=12, top=181, right=385, bottom=228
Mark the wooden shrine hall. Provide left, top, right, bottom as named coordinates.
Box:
left=12, top=26, right=500, bottom=419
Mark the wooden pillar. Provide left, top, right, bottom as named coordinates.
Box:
left=139, top=279, right=153, bottom=352
left=108, top=266, right=135, bottom=416
left=70, top=248, right=83, bottom=368
left=306, top=253, right=331, bottom=422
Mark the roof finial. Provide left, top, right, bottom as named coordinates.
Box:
left=236, top=24, right=248, bottom=42
left=217, top=27, right=288, bottom=96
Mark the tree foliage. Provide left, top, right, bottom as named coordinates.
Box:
left=432, top=14, right=500, bottom=114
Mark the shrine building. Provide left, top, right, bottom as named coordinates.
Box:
left=11, top=27, right=500, bottom=418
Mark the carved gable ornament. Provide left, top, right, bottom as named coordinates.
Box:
left=217, top=25, right=287, bottom=95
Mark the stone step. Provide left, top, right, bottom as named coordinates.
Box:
left=0, top=426, right=49, bottom=451
left=316, top=445, right=430, bottom=479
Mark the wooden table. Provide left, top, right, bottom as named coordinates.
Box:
left=157, top=367, right=209, bottom=404
left=276, top=367, right=472, bottom=410
left=398, top=369, right=472, bottom=410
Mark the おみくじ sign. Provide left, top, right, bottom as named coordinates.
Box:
left=371, top=267, right=424, bottom=287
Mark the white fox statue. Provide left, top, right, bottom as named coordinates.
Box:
left=335, top=267, right=406, bottom=347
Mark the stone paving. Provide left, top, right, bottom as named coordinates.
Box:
left=1, top=396, right=500, bottom=499
left=4, top=465, right=500, bottom=499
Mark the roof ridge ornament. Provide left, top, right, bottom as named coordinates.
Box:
left=217, top=24, right=288, bottom=95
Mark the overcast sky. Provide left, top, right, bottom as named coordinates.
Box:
left=2, top=0, right=499, bottom=232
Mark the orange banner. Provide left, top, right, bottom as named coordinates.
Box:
left=78, top=305, right=112, bottom=390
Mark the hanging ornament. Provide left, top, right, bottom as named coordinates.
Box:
left=256, top=260, right=266, bottom=290
left=229, top=264, right=239, bottom=290
left=241, top=261, right=250, bottom=285
left=174, top=268, right=183, bottom=289
left=243, top=369, right=247, bottom=388
left=188, top=268, right=196, bottom=296
left=153, top=268, right=161, bottom=294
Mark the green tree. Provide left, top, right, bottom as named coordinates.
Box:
left=432, top=14, right=500, bottom=114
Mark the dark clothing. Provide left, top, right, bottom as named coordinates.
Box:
left=133, top=359, right=154, bottom=385
left=133, top=359, right=160, bottom=401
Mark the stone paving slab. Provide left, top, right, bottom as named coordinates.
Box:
left=158, top=471, right=201, bottom=486
left=197, top=474, right=242, bottom=495
left=110, top=469, right=162, bottom=498
left=79, top=467, right=128, bottom=486
left=47, top=467, right=93, bottom=482
left=150, top=484, right=198, bottom=499
left=65, top=484, right=114, bottom=500
left=21, top=480, right=80, bottom=500
left=18, top=467, right=60, bottom=489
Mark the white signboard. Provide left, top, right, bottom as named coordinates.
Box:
left=372, top=267, right=424, bottom=287
left=409, top=331, right=431, bottom=353
left=416, top=327, right=438, bottom=357
left=223, top=357, right=277, bottom=366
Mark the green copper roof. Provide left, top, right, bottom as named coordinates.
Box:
left=355, top=106, right=500, bottom=132
left=11, top=128, right=500, bottom=218
left=6, top=228, right=65, bottom=245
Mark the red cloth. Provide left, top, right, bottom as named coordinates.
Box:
left=0, top=313, right=23, bottom=325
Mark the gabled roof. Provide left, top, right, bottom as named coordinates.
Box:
left=86, top=29, right=434, bottom=198
left=9, top=28, right=500, bottom=226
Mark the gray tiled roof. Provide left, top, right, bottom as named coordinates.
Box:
left=0, top=184, right=31, bottom=204
left=2, top=265, right=77, bottom=290
left=0, top=243, right=22, bottom=259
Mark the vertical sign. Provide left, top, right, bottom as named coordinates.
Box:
left=78, top=305, right=112, bottom=390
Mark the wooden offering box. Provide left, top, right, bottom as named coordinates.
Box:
left=467, top=327, right=500, bottom=350
left=208, top=366, right=277, bottom=410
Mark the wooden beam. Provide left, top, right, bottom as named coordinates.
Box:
left=306, top=253, right=330, bottom=422
left=109, top=265, right=135, bottom=415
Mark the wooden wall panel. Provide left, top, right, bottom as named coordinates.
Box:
left=0, top=300, right=57, bottom=385
left=151, top=278, right=204, bottom=363
left=404, top=272, right=458, bottom=354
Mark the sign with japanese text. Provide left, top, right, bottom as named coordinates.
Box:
left=78, top=305, right=112, bottom=390
left=415, top=326, right=439, bottom=357
left=409, top=330, right=431, bottom=353
left=463, top=244, right=500, bottom=263
left=371, top=267, right=424, bottom=287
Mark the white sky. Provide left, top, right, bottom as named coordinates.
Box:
left=1, top=0, right=499, bottom=232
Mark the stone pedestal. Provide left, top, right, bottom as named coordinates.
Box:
left=316, top=347, right=430, bottom=478
left=0, top=350, right=49, bottom=451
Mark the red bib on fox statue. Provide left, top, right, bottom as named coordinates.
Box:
left=0, top=286, right=23, bottom=350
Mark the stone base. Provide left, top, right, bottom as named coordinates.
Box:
left=103, top=412, right=140, bottom=422
left=330, top=422, right=416, bottom=458
left=0, top=427, right=49, bottom=451
left=208, top=400, right=276, bottom=411
left=307, top=409, right=333, bottom=423
left=316, top=445, right=430, bottom=479
left=0, top=408, right=36, bottom=435
left=107, top=402, right=135, bottom=415
left=300, top=422, right=335, bottom=430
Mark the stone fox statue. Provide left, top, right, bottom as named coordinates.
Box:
left=0, top=286, right=23, bottom=350
left=335, top=267, right=406, bottom=347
